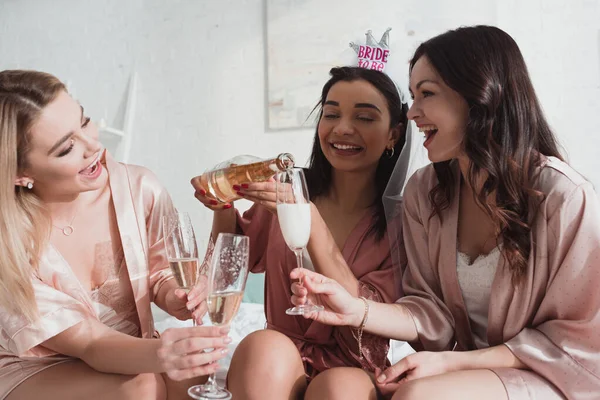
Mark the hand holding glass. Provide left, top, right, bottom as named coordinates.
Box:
left=188, top=233, right=250, bottom=400
left=275, top=168, right=324, bottom=316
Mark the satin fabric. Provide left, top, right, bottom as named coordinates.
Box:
left=231, top=204, right=399, bottom=379
left=397, top=156, right=600, bottom=399
left=0, top=153, right=175, bottom=399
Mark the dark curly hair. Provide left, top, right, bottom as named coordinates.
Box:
left=410, top=25, right=563, bottom=281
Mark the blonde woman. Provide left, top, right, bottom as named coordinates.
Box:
left=0, top=70, right=229, bottom=400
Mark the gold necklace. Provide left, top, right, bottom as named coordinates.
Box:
left=52, top=211, right=77, bottom=236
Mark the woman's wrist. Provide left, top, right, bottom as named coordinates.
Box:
left=154, top=278, right=178, bottom=311
left=211, top=206, right=238, bottom=236
left=350, top=296, right=367, bottom=328
left=448, top=345, right=512, bottom=372
left=214, top=204, right=236, bottom=214
left=443, top=351, right=464, bottom=373
left=452, top=345, right=527, bottom=371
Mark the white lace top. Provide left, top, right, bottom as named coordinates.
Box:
left=456, top=246, right=501, bottom=349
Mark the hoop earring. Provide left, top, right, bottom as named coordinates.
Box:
left=385, top=148, right=395, bottom=159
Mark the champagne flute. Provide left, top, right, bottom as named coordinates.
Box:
left=188, top=233, right=250, bottom=400
left=162, top=211, right=200, bottom=296
left=275, top=167, right=324, bottom=315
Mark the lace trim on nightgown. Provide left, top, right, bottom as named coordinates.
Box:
left=90, top=247, right=140, bottom=337
left=456, top=246, right=501, bottom=349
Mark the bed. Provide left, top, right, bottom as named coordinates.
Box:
left=152, top=301, right=415, bottom=385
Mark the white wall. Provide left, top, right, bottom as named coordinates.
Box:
left=1, top=0, right=599, bottom=253
left=0, top=0, right=314, bottom=252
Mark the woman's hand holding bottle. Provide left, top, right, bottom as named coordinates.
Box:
left=190, top=175, right=279, bottom=213
left=234, top=181, right=278, bottom=213
left=190, top=153, right=294, bottom=213
left=190, top=174, right=233, bottom=212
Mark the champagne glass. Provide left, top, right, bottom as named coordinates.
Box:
left=188, top=233, right=250, bottom=400
left=275, top=167, right=324, bottom=315
left=162, top=211, right=200, bottom=296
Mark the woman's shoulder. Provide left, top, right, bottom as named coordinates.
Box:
left=404, top=162, right=438, bottom=198
left=537, top=156, right=593, bottom=196
left=104, top=151, right=162, bottom=189
left=536, top=156, right=596, bottom=215
left=398, top=163, right=440, bottom=221
left=122, top=162, right=158, bottom=181
left=120, top=163, right=165, bottom=192
left=116, top=162, right=171, bottom=213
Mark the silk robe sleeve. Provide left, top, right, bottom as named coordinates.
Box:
left=397, top=170, right=456, bottom=351
left=198, top=205, right=270, bottom=285
left=138, top=167, right=177, bottom=301
left=0, top=276, right=90, bottom=357
left=333, top=239, right=397, bottom=371
left=237, top=203, right=394, bottom=372
left=236, top=204, right=273, bottom=274
left=496, top=182, right=600, bottom=399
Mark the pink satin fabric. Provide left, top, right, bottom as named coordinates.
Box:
left=397, top=157, right=600, bottom=399
left=234, top=204, right=398, bottom=379
left=0, top=153, right=175, bottom=399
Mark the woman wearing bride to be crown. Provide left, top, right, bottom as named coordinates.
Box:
left=191, top=46, right=427, bottom=397
left=290, top=25, right=600, bottom=400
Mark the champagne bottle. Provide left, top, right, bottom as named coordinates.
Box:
left=200, top=153, right=295, bottom=203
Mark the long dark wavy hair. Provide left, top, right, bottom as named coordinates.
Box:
left=410, top=26, right=563, bottom=281
left=305, top=66, right=408, bottom=240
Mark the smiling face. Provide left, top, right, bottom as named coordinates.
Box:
left=17, top=90, right=107, bottom=200
left=317, top=79, right=398, bottom=174
left=408, top=56, right=470, bottom=163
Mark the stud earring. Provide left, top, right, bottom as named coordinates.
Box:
left=26, top=182, right=33, bottom=189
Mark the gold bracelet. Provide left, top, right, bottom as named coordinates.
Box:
left=351, top=296, right=369, bottom=360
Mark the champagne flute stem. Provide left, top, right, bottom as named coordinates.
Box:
left=294, top=249, right=304, bottom=286
left=205, top=370, right=219, bottom=392
left=188, top=291, right=198, bottom=327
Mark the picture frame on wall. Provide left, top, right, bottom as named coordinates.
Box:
left=264, top=0, right=496, bottom=131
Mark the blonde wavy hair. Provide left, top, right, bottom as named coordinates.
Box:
left=0, top=70, right=66, bottom=321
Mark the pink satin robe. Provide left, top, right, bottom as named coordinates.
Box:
left=398, top=157, right=600, bottom=399
left=235, top=204, right=397, bottom=379
left=0, top=154, right=175, bottom=399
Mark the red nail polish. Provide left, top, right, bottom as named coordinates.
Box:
left=236, top=191, right=244, bottom=197
left=223, top=204, right=232, bottom=209
left=199, top=189, right=206, bottom=196
left=232, top=185, right=240, bottom=191
left=241, top=184, right=249, bottom=189
left=210, top=200, right=218, bottom=205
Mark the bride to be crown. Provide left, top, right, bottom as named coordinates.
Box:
left=349, top=28, right=392, bottom=72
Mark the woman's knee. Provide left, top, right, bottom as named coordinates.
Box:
left=390, top=380, right=446, bottom=400
left=305, top=367, right=378, bottom=400
left=228, top=329, right=306, bottom=399
left=390, top=370, right=509, bottom=400
left=120, top=373, right=167, bottom=400
left=7, top=361, right=166, bottom=400
left=230, top=329, right=304, bottom=379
